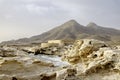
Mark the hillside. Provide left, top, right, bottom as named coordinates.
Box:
left=1, top=20, right=120, bottom=45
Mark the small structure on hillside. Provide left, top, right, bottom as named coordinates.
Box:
left=48, top=40, right=64, bottom=47
left=41, top=40, right=74, bottom=48
left=48, top=40, right=74, bottom=46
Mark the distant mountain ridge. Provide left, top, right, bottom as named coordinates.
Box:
left=1, top=19, right=120, bottom=45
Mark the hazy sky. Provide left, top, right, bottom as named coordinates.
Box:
left=0, top=0, right=120, bottom=42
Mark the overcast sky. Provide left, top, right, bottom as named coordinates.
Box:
left=0, top=0, right=120, bottom=42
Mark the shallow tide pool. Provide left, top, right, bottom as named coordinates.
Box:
left=29, top=54, right=70, bottom=67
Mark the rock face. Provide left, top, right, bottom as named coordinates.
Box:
left=62, top=39, right=108, bottom=64
left=62, top=39, right=120, bottom=80
left=83, top=48, right=120, bottom=73
left=0, top=39, right=120, bottom=80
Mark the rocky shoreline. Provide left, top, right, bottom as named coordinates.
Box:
left=0, top=39, right=120, bottom=80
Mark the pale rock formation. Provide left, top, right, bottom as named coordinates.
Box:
left=0, top=56, right=79, bottom=80
left=0, top=39, right=120, bottom=80
left=41, top=43, right=59, bottom=48
left=0, top=56, right=56, bottom=80
left=62, top=39, right=120, bottom=80
left=83, top=48, right=120, bottom=74
left=62, top=39, right=107, bottom=64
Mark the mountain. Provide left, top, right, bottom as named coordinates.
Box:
left=86, top=22, right=120, bottom=35
left=1, top=20, right=120, bottom=45
left=30, top=20, right=87, bottom=41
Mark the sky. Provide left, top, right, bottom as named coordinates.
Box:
left=0, top=0, right=120, bottom=42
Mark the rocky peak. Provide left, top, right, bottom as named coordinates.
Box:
left=87, top=22, right=97, bottom=26
left=62, top=19, right=81, bottom=27
left=86, top=22, right=99, bottom=29
left=67, top=19, right=78, bottom=24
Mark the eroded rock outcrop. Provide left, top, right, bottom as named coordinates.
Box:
left=62, top=39, right=108, bottom=64
left=62, top=39, right=120, bottom=80
left=0, top=55, right=56, bottom=80
left=83, top=48, right=120, bottom=74
left=0, top=39, right=120, bottom=80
